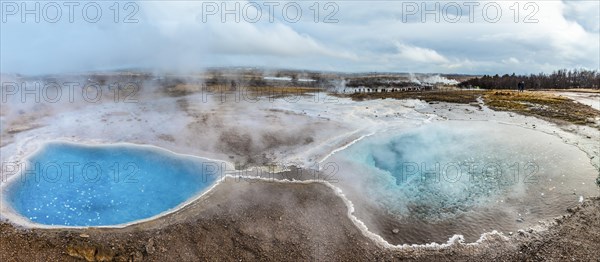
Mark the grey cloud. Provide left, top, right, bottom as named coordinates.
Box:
left=1, top=1, right=598, bottom=75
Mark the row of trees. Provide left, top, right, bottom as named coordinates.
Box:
left=460, top=69, right=600, bottom=89
left=345, top=77, right=417, bottom=88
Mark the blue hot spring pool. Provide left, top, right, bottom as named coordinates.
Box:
left=3, top=143, right=221, bottom=227
left=328, top=121, right=598, bottom=243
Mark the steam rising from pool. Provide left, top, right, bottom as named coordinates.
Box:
left=351, top=126, right=523, bottom=220
left=328, top=121, right=598, bottom=243
left=4, top=143, right=220, bottom=227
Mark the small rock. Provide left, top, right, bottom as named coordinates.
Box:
left=79, top=233, right=90, bottom=238
left=95, top=247, right=115, bottom=262
left=66, top=244, right=96, bottom=262
left=392, top=228, right=400, bottom=234
left=516, top=218, right=524, bottom=223
left=145, top=238, right=155, bottom=254
left=130, top=251, right=144, bottom=262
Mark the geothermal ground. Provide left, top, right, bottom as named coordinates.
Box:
left=1, top=73, right=599, bottom=261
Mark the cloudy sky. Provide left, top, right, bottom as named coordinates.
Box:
left=1, top=0, right=598, bottom=75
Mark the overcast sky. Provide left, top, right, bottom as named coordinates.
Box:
left=1, top=0, right=598, bottom=75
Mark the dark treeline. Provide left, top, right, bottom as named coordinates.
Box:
left=459, top=69, right=600, bottom=89
left=346, top=77, right=416, bottom=88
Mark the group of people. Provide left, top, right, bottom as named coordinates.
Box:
left=517, top=81, right=526, bottom=92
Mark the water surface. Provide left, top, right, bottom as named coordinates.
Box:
left=329, top=121, right=599, bottom=243
left=5, top=143, right=220, bottom=226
